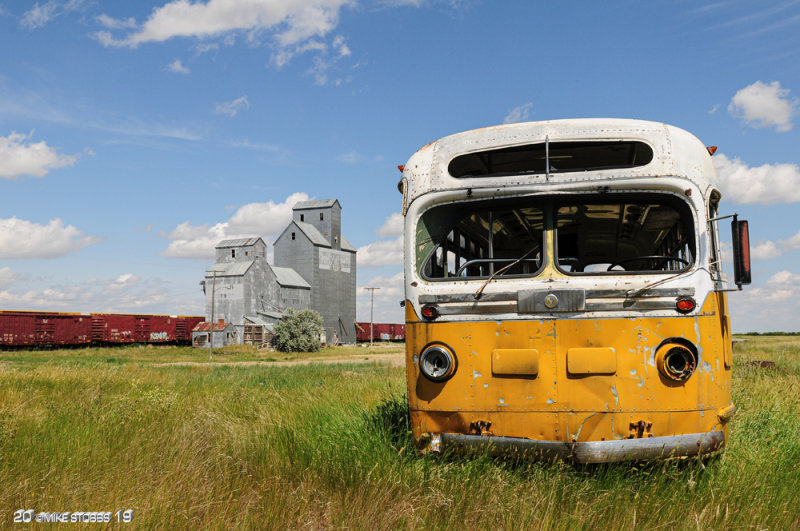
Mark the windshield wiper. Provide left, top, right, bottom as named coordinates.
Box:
left=474, top=248, right=538, bottom=300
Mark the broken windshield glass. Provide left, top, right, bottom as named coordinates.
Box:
left=418, top=199, right=544, bottom=280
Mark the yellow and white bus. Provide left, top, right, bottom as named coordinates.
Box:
left=399, top=119, right=751, bottom=462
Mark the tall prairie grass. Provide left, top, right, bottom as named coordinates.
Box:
left=0, top=338, right=797, bottom=528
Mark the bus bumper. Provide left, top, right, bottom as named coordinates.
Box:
left=424, top=431, right=725, bottom=463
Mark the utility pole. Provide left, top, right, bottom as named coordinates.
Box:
left=206, top=270, right=217, bottom=360
left=364, top=287, right=380, bottom=347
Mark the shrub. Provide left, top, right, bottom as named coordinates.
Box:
left=272, top=309, right=325, bottom=352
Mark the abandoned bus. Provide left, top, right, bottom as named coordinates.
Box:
left=399, top=119, right=751, bottom=463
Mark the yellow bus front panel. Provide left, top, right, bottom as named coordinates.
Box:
left=406, top=294, right=732, bottom=450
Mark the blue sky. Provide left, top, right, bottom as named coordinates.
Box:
left=1, top=0, right=799, bottom=332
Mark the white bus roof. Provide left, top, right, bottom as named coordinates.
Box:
left=401, top=118, right=719, bottom=205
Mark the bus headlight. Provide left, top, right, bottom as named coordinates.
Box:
left=419, top=343, right=457, bottom=382
left=655, top=339, right=697, bottom=382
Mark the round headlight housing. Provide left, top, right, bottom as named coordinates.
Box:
left=419, top=343, right=457, bottom=382
left=655, top=339, right=697, bottom=382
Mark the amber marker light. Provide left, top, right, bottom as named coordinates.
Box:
left=421, top=304, right=439, bottom=320
left=676, top=297, right=696, bottom=314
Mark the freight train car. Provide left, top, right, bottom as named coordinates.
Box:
left=0, top=311, right=204, bottom=348
left=355, top=322, right=405, bottom=342
left=0, top=311, right=92, bottom=347
left=91, top=314, right=183, bottom=343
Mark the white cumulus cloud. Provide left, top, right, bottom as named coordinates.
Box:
left=504, top=102, right=533, bottom=124
left=766, top=270, right=800, bottom=286
left=0, top=274, right=202, bottom=315
left=356, top=271, right=405, bottom=322
left=215, top=95, right=250, bottom=117
left=96, top=14, right=137, bottom=29
left=161, top=192, right=309, bottom=259
left=166, top=59, right=190, bottom=74
left=357, top=236, right=403, bottom=267
left=93, top=0, right=354, bottom=67
left=376, top=212, right=404, bottom=238
left=779, top=229, right=800, bottom=250
left=358, top=271, right=405, bottom=299
left=728, top=81, right=797, bottom=132
left=713, top=153, right=800, bottom=204
left=0, top=217, right=102, bottom=259
left=0, top=132, right=78, bottom=179
left=751, top=240, right=782, bottom=260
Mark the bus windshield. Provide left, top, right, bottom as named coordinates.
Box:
left=418, top=193, right=694, bottom=280
left=419, top=199, right=544, bottom=280
left=556, top=196, right=694, bottom=273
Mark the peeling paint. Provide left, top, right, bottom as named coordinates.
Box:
left=472, top=369, right=482, bottom=380
left=575, top=412, right=597, bottom=441
left=546, top=398, right=555, bottom=404
left=611, top=384, right=619, bottom=408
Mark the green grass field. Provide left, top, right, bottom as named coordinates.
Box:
left=0, top=337, right=798, bottom=528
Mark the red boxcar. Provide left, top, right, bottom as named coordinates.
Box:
left=0, top=311, right=92, bottom=347
left=90, top=314, right=206, bottom=344
left=92, top=314, right=177, bottom=343
left=355, top=322, right=405, bottom=342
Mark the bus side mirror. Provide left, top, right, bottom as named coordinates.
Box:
left=731, top=217, right=751, bottom=288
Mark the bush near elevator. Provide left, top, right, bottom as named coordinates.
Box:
left=272, top=308, right=325, bottom=352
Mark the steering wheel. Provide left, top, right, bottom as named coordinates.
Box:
left=607, top=255, right=689, bottom=271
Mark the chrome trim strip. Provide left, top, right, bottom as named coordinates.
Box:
left=588, top=288, right=695, bottom=298
left=585, top=300, right=679, bottom=311
left=437, top=302, right=518, bottom=315
left=419, top=288, right=694, bottom=305
left=419, top=293, right=510, bottom=304
left=440, top=431, right=724, bottom=463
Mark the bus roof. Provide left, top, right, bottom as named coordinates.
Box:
left=401, top=118, right=719, bottom=205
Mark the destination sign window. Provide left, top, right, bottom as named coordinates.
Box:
left=448, top=141, right=653, bottom=178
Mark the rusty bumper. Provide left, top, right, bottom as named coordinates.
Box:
left=432, top=431, right=725, bottom=463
